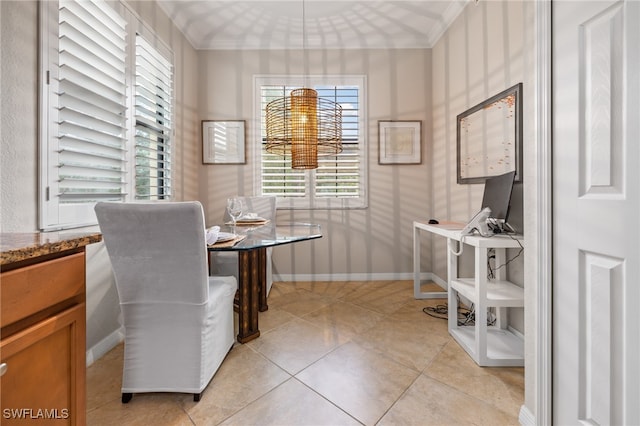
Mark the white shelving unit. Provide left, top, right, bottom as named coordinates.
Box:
left=413, top=220, right=524, bottom=367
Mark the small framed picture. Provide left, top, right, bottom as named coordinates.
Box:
left=378, top=120, right=422, bottom=165
left=202, top=120, right=246, bottom=164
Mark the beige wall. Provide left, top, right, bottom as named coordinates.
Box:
left=431, top=0, right=536, bottom=416
left=0, top=0, right=39, bottom=232
left=198, top=48, right=433, bottom=279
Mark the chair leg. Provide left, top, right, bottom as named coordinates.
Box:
left=193, top=393, right=201, bottom=402
left=122, top=393, right=133, bottom=404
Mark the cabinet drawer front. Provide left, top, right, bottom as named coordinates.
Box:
left=1, top=252, right=85, bottom=328
left=1, top=302, right=86, bottom=425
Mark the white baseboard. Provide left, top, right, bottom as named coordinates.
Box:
left=274, top=272, right=440, bottom=283
left=86, top=326, right=124, bottom=367
left=508, top=325, right=525, bottom=340
left=518, top=404, right=536, bottom=426
left=428, top=273, right=447, bottom=289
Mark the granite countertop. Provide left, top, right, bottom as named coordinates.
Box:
left=0, top=232, right=102, bottom=266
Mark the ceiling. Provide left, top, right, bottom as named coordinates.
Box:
left=156, top=1, right=470, bottom=50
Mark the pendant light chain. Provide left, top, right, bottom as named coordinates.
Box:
left=302, top=0, right=309, bottom=84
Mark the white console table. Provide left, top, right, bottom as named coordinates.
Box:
left=413, top=220, right=524, bottom=367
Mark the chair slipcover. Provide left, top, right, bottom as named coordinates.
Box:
left=95, top=201, right=237, bottom=401
left=211, top=196, right=276, bottom=296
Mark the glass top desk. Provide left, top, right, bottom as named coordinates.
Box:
left=208, top=222, right=322, bottom=343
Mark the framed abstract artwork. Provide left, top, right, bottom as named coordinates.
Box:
left=378, top=120, right=422, bottom=165
left=202, top=120, right=246, bottom=164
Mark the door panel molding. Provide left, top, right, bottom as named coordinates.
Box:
left=579, top=3, right=625, bottom=197
left=578, top=250, right=624, bottom=424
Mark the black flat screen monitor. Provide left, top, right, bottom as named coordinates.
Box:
left=481, top=170, right=516, bottom=223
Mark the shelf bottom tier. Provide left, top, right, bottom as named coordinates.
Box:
left=450, top=326, right=524, bottom=367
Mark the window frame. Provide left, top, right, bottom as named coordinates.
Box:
left=39, top=0, right=129, bottom=230
left=132, top=31, right=174, bottom=201
left=38, top=0, right=174, bottom=231
left=254, top=75, right=368, bottom=210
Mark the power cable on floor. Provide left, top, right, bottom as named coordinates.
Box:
left=422, top=295, right=495, bottom=326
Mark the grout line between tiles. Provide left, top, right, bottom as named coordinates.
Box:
left=372, top=370, right=423, bottom=425
left=293, top=376, right=366, bottom=426
left=421, top=340, right=521, bottom=420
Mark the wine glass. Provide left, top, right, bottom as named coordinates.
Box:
left=227, top=197, right=244, bottom=234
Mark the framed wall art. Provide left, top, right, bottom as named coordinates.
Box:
left=202, top=120, right=246, bottom=164
left=378, top=120, right=422, bottom=165
left=456, top=83, right=523, bottom=183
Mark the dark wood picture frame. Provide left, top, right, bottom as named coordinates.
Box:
left=456, top=83, right=523, bottom=183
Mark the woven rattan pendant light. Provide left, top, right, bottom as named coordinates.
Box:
left=264, top=1, right=342, bottom=169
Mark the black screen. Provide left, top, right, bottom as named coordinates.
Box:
left=481, top=170, right=516, bottom=221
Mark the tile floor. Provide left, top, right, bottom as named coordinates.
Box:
left=86, top=281, right=524, bottom=425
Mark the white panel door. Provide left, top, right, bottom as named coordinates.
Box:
left=553, top=1, right=639, bottom=424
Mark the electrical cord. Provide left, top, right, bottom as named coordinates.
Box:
left=448, top=235, right=466, bottom=256
left=487, top=217, right=503, bottom=234
left=422, top=303, right=448, bottom=320
left=460, top=304, right=497, bottom=326
left=422, top=295, right=497, bottom=327
left=488, top=232, right=524, bottom=279
left=423, top=302, right=496, bottom=326
left=422, top=295, right=493, bottom=326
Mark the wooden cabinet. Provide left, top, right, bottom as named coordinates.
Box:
left=1, top=250, right=87, bottom=425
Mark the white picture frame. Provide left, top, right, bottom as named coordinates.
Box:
left=202, top=120, right=246, bottom=164
left=378, top=120, right=422, bottom=165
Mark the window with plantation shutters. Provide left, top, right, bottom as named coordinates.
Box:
left=134, top=35, right=173, bottom=200
left=256, top=76, right=367, bottom=209
left=40, top=0, right=127, bottom=230
left=39, top=0, right=175, bottom=230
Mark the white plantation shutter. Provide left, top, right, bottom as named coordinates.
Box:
left=257, top=76, right=367, bottom=209
left=314, top=86, right=360, bottom=199
left=262, top=153, right=307, bottom=197
left=40, top=0, right=127, bottom=229
left=134, top=35, right=173, bottom=200
left=40, top=0, right=175, bottom=229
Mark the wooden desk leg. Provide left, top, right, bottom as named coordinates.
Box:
left=237, top=250, right=260, bottom=343
left=257, top=248, right=268, bottom=312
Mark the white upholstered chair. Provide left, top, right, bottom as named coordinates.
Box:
left=95, top=201, right=237, bottom=403
left=210, top=196, right=277, bottom=296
